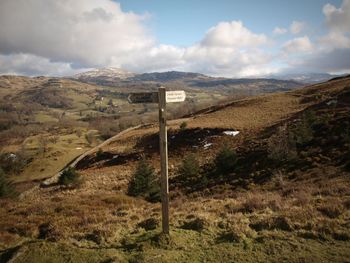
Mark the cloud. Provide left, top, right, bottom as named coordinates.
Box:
left=282, top=36, right=313, bottom=53
left=182, top=45, right=275, bottom=77
left=319, top=31, right=350, bottom=50
left=0, top=53, right=86, bottom=76
left=130, top=21, right=273, bottom=77
left=273, top=27, right=288, bottom=35
left=0, top=0, right=154, bottom=68
left=0, top=0, right=348, bottom=78
left=289, top=48, right=350, bottom=73
left=279, top=1, right=350, bottom=75
left=323, top=0, right=350, bottom=32
left=0, top=3, right=274, bottom=78
left=122, top=44, right=186, bottom=73
left=201, top=21, right=268, bottom=48
left=290, top=21, right=305, bottom=34
left=180, top=21, right=274, bottom=77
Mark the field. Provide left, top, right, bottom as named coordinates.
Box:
left=0, top=76, right=349, bottom=262
left=0, top=75, right=227, bottom=187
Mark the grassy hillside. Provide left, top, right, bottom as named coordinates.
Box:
left=0, top=75, right=227, bottom=187
left=0, top=77, right=349, bottom=262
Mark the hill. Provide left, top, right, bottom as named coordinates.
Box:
left=0, top=76, right=349, bottom=262
left=72, top=68, right=303, bottom=96
left=0, top=74, right=230, bottom=185
left=272, top=72, right=339, bottom=84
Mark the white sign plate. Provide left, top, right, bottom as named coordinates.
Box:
left=166, top=90, right=186, bottom=103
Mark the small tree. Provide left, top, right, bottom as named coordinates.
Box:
left=177, top=154, right=200, bottom=185
left=127, top=159, right=160, bottom=202
left=214, top=145, right=237, bottom=176
left=180, top=121, right=187, bottom=131
left=0, top=168, right=17, bottom=198
left=268, top=125, right=297, bottom=162
left=58, top=167, right=81, bottom=187
left=292, top=111, right=316, bottom=146
left=293, top=120, right=313, bottom=145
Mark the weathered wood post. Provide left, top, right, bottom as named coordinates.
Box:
left=158, top=87, right=170, bottom=234
left=128, top=87, right=186, bottom=235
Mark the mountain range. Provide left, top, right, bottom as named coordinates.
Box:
left=72, top=67, right=339, bottom=85
left=71, top=67, right=309, bottom=95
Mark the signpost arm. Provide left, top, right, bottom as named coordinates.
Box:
left=158, top=87, right=169, bottom=235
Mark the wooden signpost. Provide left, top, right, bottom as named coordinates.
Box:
left=128, top=87, right=186, bottom=235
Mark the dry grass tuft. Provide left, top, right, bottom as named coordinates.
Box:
left=318, top=200, right=345, bottom=219
left=240, top=191, right=283, bottom=213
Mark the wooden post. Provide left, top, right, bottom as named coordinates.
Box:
left=158, top=87, right=169, bottom=235
left=128, top=88, right=185, bottom=236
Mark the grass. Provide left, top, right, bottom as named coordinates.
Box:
left=13, top=131, right=94, bottom=183
left=1, top=76, right=350, bottom=262
left=2, top=230, right=350, bottom=263
left=0, top=241, right=125, bottom=263
left=34, top=112, right=58, bottom=123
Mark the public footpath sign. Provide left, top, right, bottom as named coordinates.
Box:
left=128, top=87, right=186, bottom=234
left=166, top=90, right=186, bottom=103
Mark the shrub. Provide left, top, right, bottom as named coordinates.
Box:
left=96, top=148, right=104, bottom=159
left=0, top=151, right=28, bottom=175
left=267, top=125, right=297, bottom=162
left=177, top=154, right=200, bottom=184
left=214, top=146, right=237, bottom=175
left=318, top=202, right=345, bottom=218
left=58, top=167, right=81, bottom=187
left=179, top=121, right=187, bottom=131
left=181, top=217, right=207, bottom=231
left=38, top=222, right=61, bottom=241
left=0, top=168, right=17, bottom=198
left=137, top=218, right=159, bottom=230
left=292, top=111, right=316, bottom=146
left=127, top=159, right=160, bottom=202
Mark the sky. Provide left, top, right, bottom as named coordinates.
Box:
left=0, top=0, right=349, bottom=78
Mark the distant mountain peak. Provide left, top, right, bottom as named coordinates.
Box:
left=73, top=67, right=136, bottom=80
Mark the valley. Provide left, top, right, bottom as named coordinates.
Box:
left=0, top=72, right=349, bottom=262
left=0, top=70, right=303, bottom=187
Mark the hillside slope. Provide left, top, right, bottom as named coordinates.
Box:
left=0, top=77, right=349, bottom=262
left=0, top=74, right=226, bottom=186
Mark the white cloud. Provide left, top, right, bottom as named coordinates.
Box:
left=201, top=21, right=268, bottom=48
left=323, top=0, right=350, bottom=32
left=0, top=0, right=154, bottom=68
left=133, top=21, right=273, bottom=77
left=287, top=48, right=350, bottom=73
left=182, top=45, right=275, bottom=77
left=279, top=1, right=350, bottom=75
left=180, top=21, right=274, bottom=77
left=0, top=53, right=87, bottom=76
left=122, top=44, right=186, bottom=73
left=319, top=31, right=350, bottom=50
left=0, top=0, right=348, bottom=78
left=273, top=27, right=288, bottom=35
left=0, top=3, right=274, bottom=78
left=282, top=36, right=313, bottom=53
left=290, top=21, right=305, bottom=34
